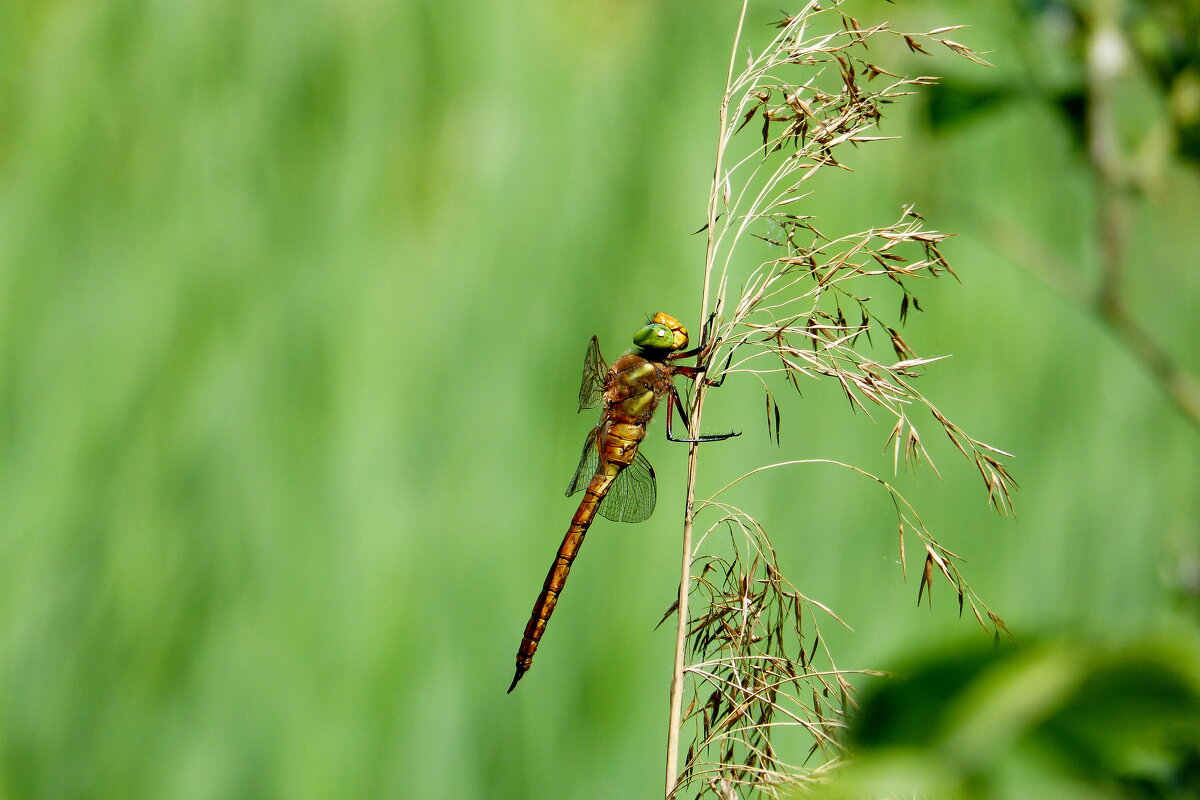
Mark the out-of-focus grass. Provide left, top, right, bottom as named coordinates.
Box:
left=0, top=0, right=1195, bottom=798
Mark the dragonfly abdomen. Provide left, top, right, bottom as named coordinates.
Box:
left=508, top=426, right=646, bottom=693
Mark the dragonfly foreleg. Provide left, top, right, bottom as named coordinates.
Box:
left=673, top=347, right=735, bottom=388
left=701, top=347, right=736, bottom=388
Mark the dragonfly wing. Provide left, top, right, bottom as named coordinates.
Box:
left=578, top=336, right=608, bottom=412
left=598, top=450, right=656, bottom=523
left=566, top=429, right=601, bottom=497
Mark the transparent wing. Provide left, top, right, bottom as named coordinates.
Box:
left=565, top=432, right=657, bottom=524
left=597, top=450, right=656, bottom=523
left=578, top=336, right=608, bottom=412
left=566, top=429, right=600, bottom=497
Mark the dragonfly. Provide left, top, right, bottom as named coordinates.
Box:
left=508, top=312, right=737, bottom=693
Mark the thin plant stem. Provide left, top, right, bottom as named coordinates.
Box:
left=1085, top=3, right=1200, bottom=426
left=966, top=0, right=1200, bottom=428
left=666, top=3, right=750, bottom=794
left=971, top=208, right=1200, bottom=427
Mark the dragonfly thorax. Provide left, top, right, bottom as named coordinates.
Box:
left=607, top=355, right=671, bottom=425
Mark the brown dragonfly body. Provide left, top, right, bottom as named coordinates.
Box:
left=508, top=313, right=736, bottom=693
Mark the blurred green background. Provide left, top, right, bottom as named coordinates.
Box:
left=1, top=0, right=1196, bottom=797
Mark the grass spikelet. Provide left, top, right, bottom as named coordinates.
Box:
left=664, top=3, right=1012, bottom=797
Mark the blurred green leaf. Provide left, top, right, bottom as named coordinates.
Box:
left=811, top=633, right=1200, bottom=799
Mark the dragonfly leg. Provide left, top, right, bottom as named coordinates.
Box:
left=665, top=388, right=740, bottom=443
left=702, top=347, right=736, bottom=388
left=673, top=345, right=736, bottom=388
left=668, top=310, right=742, bottom=389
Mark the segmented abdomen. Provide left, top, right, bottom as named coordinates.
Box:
left=507, top=422, right=645, bottom=692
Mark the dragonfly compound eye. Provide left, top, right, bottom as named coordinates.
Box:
left=632, top=323, right=674, bottom=350
left=649, top=312, right=689, bottom=350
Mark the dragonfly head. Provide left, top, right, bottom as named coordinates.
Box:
left=633, top=312, right=689, bottom=352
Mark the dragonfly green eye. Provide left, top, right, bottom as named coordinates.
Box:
left=633, top=323, right=673, bottom=350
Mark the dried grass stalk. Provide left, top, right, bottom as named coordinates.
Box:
left=665, top=3, right=1012, bottom=797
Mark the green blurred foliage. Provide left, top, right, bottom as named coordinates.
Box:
left=810, top=633, right=1200, bottom=799
left=0, top=0, right=1195, bottom=798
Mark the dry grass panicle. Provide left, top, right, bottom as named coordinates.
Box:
left=664, top=3, right=1013, bottom=798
